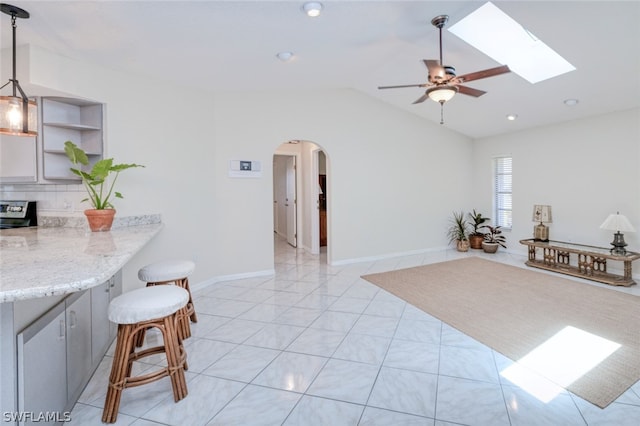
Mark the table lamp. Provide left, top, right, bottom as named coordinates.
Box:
left=600, top=212, right=635, bottom=255
left=532, top=205, right=552, bottom=241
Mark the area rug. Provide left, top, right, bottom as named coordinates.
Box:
left=362, top=257, right=640, bottom=408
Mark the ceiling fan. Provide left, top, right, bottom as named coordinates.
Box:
left=378, top=15, right=511, bottom=123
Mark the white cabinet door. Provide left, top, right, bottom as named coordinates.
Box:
left=17, top=303, right=67, bottom=425
left=66, top=291, right=92, bottom=404
left=0, top=134, right=37, bottom=183
left=90, top=280, right=111, bottom=366
left=91, top=271, right=123, bottom=365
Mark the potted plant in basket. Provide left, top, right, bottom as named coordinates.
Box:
left=482, top=225, right=507, bottom=253
left=447, top=211, right=470, bottom=252
left=468, top=209, right=490, bottom=249
left=64, top=140, right=144, bottom=232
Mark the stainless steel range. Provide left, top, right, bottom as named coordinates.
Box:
left=0, top=200, right=38, bottom=228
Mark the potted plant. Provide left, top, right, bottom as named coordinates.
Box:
left=468, top=209, right=490, bottom=249
left=64, top=140, right=144, bottom=232
left=482, top=225, right=507, bottom=253
left=447, top=211, right=470, bottom=252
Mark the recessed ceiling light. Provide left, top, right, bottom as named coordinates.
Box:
left=449, top=2, right=575, bottom=84
left=276, top=51, right=294, bottom=62
left=302, top=2, right=323, bottom=17
left=506, top=114, right=518, bottom=121
left=564, top=99, right=579, bottom=106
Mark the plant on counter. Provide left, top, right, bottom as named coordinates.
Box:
left=468, top=209, right=490, bottom=249
left=64, top=140, right=144, bottom=231
left=482, top=225, right=507, bottom=253
left=446, top=210, right=471, bottom=252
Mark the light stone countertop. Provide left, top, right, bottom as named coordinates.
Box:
left=0, top=218, right=163, bottom=303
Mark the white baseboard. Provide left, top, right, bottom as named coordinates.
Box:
left=329, top=246, right=450, bottom=266
left=192, top=268, right=275, bottom=292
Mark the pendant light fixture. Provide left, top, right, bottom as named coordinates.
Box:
left=0, top=3, right=37, bottom=136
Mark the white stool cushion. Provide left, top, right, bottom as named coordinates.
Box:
left=138, top=260, right=195, bottom=283
left=109, top=285, right=189, bottom=324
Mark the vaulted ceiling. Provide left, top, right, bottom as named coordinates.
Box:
left=2, top=1, right=639, bottom=138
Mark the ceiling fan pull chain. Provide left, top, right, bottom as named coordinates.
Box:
left=440, top=101, right=445, bottom=124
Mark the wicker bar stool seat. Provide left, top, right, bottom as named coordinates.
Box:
left=102, top=285, right=189, bottom=423
left=138, top=260, right=197, bottom=341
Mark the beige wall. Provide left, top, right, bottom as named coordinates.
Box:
left=2, top=46, right=472, bottom=290
left=471, top=108, right=640, bottom=254
left=9, top=46, right=638, bottom=287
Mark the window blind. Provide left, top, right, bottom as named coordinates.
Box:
left=494, top=157, right=512, bottom=228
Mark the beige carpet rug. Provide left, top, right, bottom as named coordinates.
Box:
left=362, top=257, right=640, bottom=408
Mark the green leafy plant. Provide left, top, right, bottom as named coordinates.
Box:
left=447, top=210, right=470, bottom=244
left=482, top=225, right=507, bottom=248
left=468, top=209, right=490, bottom=236
left=64, top=140, right=144, bottom=210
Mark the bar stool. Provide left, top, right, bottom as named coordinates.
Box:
left=102, top=285, right=189, bottom=424
left=138, top=260, right=197, bottom=341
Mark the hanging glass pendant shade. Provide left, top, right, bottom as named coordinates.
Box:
left=0, top=3, right=37, bottom=136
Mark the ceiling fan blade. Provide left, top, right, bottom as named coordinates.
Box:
left=424, top=60, right=445, bottom=81
left=457, top=65, right=511, bottom=83
left=412, top=93, right=430, bottom=104
left=378, top=83, right=427, bottom=90
left=457, top=85, right=486, bottom=97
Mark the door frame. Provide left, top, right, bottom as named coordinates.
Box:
left=310, top=149, right=321, bottom=254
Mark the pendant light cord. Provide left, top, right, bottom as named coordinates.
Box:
left=11, top=13, right=17, bottom=96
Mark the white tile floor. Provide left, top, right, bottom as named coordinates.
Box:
left=70, top=236, right=640, bottom=425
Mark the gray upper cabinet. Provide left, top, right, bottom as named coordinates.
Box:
left=0, top=96, right=104, bottom=184
left=40, top=97, right=104, bottom=182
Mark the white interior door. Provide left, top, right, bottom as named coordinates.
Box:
left=273, top=156, right=287, bottom=236
left=285, top=156, right=297, bottom=247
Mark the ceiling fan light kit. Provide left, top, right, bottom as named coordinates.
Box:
left=378, top=13, right=511, bottom=125
left=426, top=86, right=458, bottom=103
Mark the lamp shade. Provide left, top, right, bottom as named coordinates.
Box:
left=532, top=205, right=552, bottom=223
left=600, top=213, right=636, bottom=233
left=427, top=86, right=457, bottom=103
left=0, top=96, right=38, bottom=136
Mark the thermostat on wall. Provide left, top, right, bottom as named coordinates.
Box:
left=229, top=160, right=262, bottom=178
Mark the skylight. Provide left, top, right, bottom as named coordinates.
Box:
left=448, top=2, right=575, bottom=84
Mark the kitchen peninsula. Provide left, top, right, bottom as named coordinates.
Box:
left=0, top=216, right=162, bottom=424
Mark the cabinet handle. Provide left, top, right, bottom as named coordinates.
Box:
left=59, top=319, right=66, bottom=339
left=69, top=311, right=77, bottom=328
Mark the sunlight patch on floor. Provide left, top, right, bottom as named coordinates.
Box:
left=501, top=326, right=621, bottom=403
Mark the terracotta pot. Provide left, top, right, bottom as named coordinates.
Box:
left=482, top=242, right=499, bottom=253
left=469, top=234, right=484, bottom=249
left=84, top=209, right=116, bottom=232
left=456, top=240, right=470, bottom=252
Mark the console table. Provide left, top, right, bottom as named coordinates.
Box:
left=519, top=239, right=640, bottom=286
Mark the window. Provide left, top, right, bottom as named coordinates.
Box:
left=494, top=157, right=512, bottom=229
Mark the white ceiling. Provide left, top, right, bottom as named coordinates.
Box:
left=2, top=0, right=639, bottom=139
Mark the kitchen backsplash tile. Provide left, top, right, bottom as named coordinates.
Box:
left=0, top=183, right=85, bottom=212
